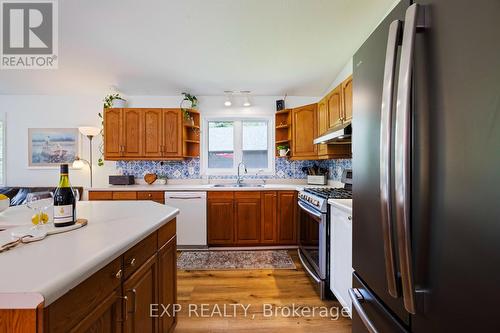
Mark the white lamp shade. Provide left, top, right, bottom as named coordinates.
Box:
left=72, top=159, right=85, bottom=169
left=78, top=126, right=100, bottom=137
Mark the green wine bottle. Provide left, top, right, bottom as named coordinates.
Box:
left=53, top=164, right=76, bottom=227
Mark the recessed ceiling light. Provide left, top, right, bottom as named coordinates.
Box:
left=224, top=91, right=232, bottom=107
left=241, top=91, right=251, bottom=107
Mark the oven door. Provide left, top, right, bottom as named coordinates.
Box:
left=298, top=200, right=327, bottom=280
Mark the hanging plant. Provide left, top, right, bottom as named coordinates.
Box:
left=103, top=93, right=126, bottom=108
left=180, top=92, right=198, bottom=120
left=97, top=112, right=104, bottom=166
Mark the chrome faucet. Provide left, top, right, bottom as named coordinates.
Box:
left=237, top=161, right=247, bottom=185
left=256, top=169, right=266, bottom=185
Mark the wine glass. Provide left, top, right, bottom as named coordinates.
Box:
left=26, top=191, right=53, bottom=228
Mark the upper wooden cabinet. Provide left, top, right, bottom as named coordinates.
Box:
left=342, top=75, right=353, bottom=122
left=327, top=86, right=343, bottom=129
left=162, top=109, right=183, bottom=158
left=103, top=108, right=122, bottom=159
left=144, top=109, right=163, bottom=158
left=104, top=108, right=196, bottom=161
left=291, top=103, right=318, bottom=159
left=317, top=98, right=329, bottom=157
left=122, top=109, right=144, bottom=157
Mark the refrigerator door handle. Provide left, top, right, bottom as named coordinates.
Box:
left=394, top=3, right=427, bottom=315
left=379, top=19, right=401, bottom=299
left=349, top=288, right=379, bottom=333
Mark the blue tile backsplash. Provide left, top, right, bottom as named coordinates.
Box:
left=116, top=158, right=352, bottom=182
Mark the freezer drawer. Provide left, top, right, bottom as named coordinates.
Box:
left=351, top=273, right=408, bottom=333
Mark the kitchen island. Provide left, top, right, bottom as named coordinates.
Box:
left=0, top=201, right=179, bottom=333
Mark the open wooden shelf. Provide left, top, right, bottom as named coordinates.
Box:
left=275, top=109, right=292, bottom=158
left=182, top=109, right=200, bottom=158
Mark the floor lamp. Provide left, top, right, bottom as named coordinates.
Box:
left=73, top=126, right=101, bottom=187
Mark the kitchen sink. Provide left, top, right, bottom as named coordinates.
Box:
left=213, top=183, right=264, bottom=188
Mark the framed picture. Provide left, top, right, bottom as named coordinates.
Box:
left=28, top=128, right=79, bottom=167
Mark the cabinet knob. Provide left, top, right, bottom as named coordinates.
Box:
left=114, top=269, right=122, bottom=279
left=348, top=216, right=352, bottom=221
left=129, top=258, right=136, bottom=267
left=148, top=193, right=152, bottom=198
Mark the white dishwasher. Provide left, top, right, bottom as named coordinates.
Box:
left=165, top=192, right=207, bottom=248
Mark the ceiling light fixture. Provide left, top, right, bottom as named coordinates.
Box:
left=241, top=91, right=251, bottom=107
left=224, top=91, right=232, bottom=107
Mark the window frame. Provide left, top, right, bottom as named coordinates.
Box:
left=201, top=116, right=275, bottom=176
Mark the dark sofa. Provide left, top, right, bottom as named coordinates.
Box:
left=0, top=187, right=84, bottom=206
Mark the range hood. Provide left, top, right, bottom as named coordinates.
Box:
left=313, top=123, right=352, bottom=144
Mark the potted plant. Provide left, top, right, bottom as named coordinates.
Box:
left=277, top=145, right=290, bottom=157
left=103, top=93, right=126, bottom=108
left=180, top=92, right=198, bottom=125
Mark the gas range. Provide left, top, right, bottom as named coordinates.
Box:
left=298, top=187, right=352, bottom=213
left=298, top=170, right=352, bottom=213
left=297, top=169, right=352, bottom=299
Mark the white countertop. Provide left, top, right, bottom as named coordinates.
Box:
left=0, top=201, right=179, bottom=306
left=86, top=181, right=344, bottom=192
left=87, top=183, right=300, bottom=191
left=328, top=198, right=353, bottom=212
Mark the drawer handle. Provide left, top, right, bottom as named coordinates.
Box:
left=148, top=193, right=152, bottom=197
left=129, top=258, right=136, bottom=267
left=114, top=269, right=122, bottom=279
left=127, top=289, right=137, bottom=313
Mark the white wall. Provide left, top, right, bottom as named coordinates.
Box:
left=323, top=58, right=353, bottom=96
left=0, top=94, right=317, bottom=187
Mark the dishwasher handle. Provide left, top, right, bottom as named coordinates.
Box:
left=165, top=192, right=207, bottom=200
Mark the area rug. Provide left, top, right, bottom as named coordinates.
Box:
left=177, top=250, right=296, bottom=270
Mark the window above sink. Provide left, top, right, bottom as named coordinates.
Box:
left=202, top=117, right=274, bottom=176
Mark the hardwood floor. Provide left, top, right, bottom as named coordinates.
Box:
left=175, top=250, right=352, bottom=332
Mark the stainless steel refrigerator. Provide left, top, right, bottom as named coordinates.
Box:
left=351, top=0, right=500, bottom=332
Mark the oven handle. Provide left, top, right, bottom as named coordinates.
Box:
left=298, top=201, right=323, bottom=219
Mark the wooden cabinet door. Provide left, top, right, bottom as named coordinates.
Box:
left=277, top=191, right=297, bottom=244
left=327, top=85, right=343, bottom=129
left=104, top=108, right=122, bottom=159
left=70, top=289, right=122, bottom=333
left=291, top=103, right=318, bottom=159
left=207, top=193, right=234, bottom=245
left=261, top=191, right=277, bottom=244
left=123, top=254, right=158, bottom=333
left=342, top=75, right=353, bottom=122
left=317, top=98, right=329, bottom=157
left=122, top=109, right=144, bottom=157
left=162, top=109, right=183, bottom=158
left=144, top=109, right=163, bottom=158
left=235, top=193, right=261, bottom=244
left=158, top=236, right=176, bottom=333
